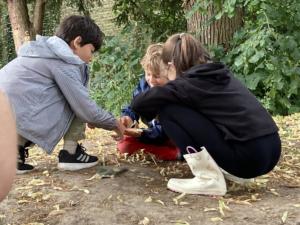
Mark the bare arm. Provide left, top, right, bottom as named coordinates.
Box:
left=0, top=91, right=17, bottom=201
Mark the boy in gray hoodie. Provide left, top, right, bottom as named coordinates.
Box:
left=0, top=15, right=124, bottom=174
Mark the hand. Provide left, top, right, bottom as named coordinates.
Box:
left=120, top=116, right=133, bottom=128
left=111, top=119, right=125, bottom=141
left=124, top=128, right=143, bottom=138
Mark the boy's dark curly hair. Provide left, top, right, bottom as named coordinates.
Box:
left=55, top=15, right=104, bottom=51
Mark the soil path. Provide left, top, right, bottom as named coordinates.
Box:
left=0, top=115, right=299, bottom=225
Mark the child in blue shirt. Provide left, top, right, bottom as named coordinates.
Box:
left=118, top=44, right=180, bottom=160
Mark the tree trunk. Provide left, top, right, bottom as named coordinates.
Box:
left=7, top=0, right=33, bottom=51
left=33, top=0, right=46, bottom=35
left=185, top=1, right=243, bottom=50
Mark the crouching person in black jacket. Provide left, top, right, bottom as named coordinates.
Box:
left=131, top=33, right=281, bottom=196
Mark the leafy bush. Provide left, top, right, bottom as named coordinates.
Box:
left=0, top=2, right=15, bottom=68
left=91, top=0, right=300, bottom=116
left=89, top=25, right=152, bottom=116
left=90, top=0, right=187, bottom=116
left=225, top=0, right=300, bottom=115
left=42, top=0, right=62, bottom=36
left=113, top=0, right=186, bottom=42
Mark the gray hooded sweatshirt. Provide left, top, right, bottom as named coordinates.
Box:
left=0, top=35, right=117, bottom=153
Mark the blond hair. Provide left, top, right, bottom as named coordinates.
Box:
left=162, top=33, right=210, bottom=76
left=140, top=43, right=166, bottom=76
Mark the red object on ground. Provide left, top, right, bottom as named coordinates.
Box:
left=117, top=136, right=180, bottom=161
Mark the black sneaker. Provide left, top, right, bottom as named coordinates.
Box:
left=58, top=144, right=99, bottom=171
left=17, top=145, right=34, bottom=174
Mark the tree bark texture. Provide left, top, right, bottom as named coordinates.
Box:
left=33, top=0, right=46, bottom=35
left=7, top=0, right=33, bottom=51
left=185, top=1, right=243, bottom=49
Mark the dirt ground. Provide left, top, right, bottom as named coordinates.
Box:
left=0, top=115, right=299, bottom=225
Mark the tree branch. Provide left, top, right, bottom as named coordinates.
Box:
left=33, top=0, right=46, bottom=35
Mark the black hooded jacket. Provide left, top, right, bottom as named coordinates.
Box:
left=131, top=62, right=278, bottom=141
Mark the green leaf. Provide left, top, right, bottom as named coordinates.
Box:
left=249, top=51, right=265, bottom=64
left=291, top=49, right=300, bottom=61
left=234, top=56, right=244, bottom=67
left=278, top=97, right=291, bottom=109
left=245, top=73, right=263, bottom=90
left=215, top=12, right=223, bottom=20
left=91, top=61, right=100, bottom=72
left=265, top=63, right=275, bottom=71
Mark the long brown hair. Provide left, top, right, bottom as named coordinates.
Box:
left=162, top=33, right=210, bottom=76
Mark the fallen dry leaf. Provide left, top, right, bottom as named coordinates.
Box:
left=28, top=179, right=46, bottom=186
left=117, top=195, right=123, bottom=203
left=218, top=199, right=231, bottom=216
left=52, top=186, right=63, bottom=191
left=179, top=201, right=190, bottom=206
left=15, top=186, right=33, bottom=191
left=42, top=170, right=49, bottom=176
left=48, top=210, right=66, bottom=217
left=42, top=194, right=51, bottom=201
left=24, top=223, right=45, bottom=225
left=17, top=199, right=31, bottom=204
left=155, top=199, right=165, bottom=206
left=269, top=188, right=280, bottom=196
left=210, top=217, right=223, bottom=222
left=107, top=194, right=113, bottom=200
left=173, top=193, right=186, bottom=205
left=281, top=211, right=288, bottom=223
left=71, top=186, right=90, bottom=194
left=204, top=207, right=217, bottom=212
left=86, top=174, right=101, bottom=181
left=171, top=220, right=190, bottom=225
left=138, top=217, right=150, bottom=225
left=144, top=196, right=153, bottom=203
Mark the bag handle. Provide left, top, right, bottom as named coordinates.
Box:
left=186, top=146, right=198, bottom=154
left=186, top=146, right=207, bottom=154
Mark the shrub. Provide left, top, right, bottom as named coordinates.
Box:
left=225, top=0, right=300, bottom=115
left=89, top=25, right=151, bottom=116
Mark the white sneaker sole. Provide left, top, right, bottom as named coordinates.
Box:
left=167, top=186, right=226, bottom=196
left=16, top=168, right=35, bottom=175
left=167, top=180, right=226, bottom=196
left=57, top=161, right=98, bottom=171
